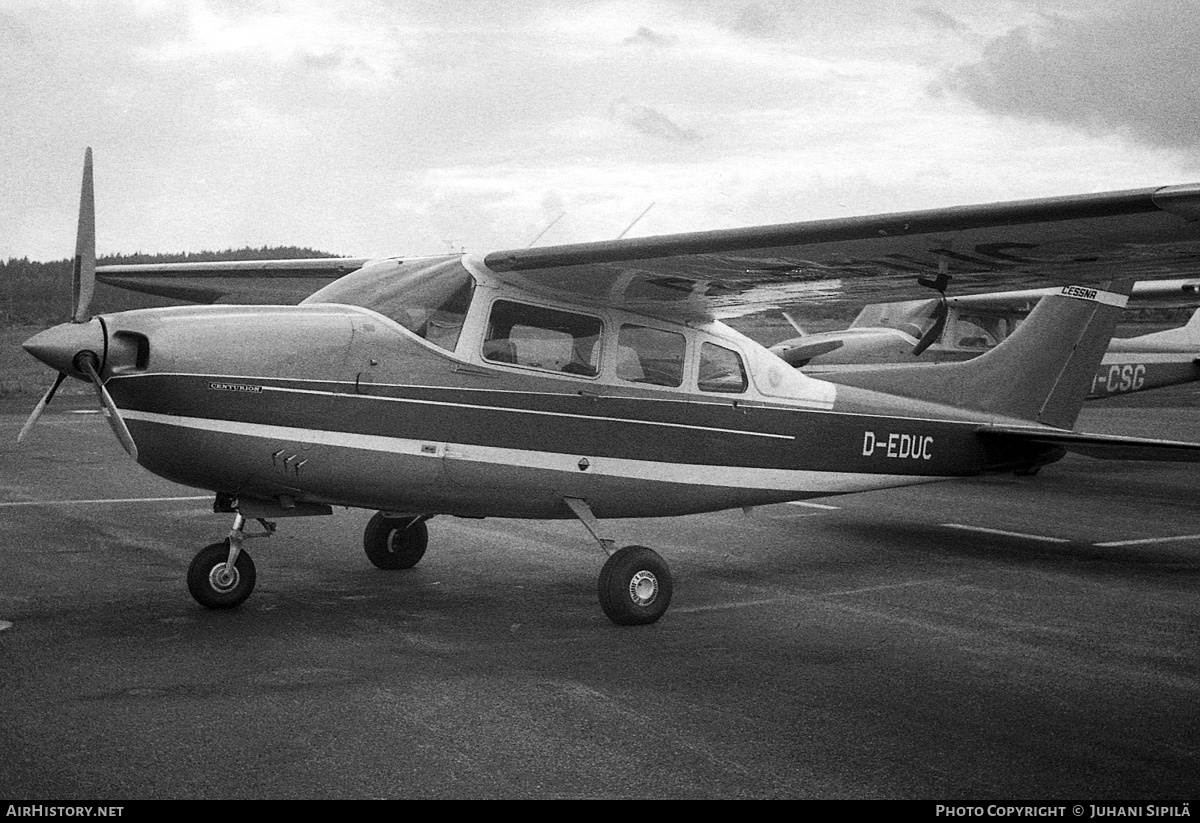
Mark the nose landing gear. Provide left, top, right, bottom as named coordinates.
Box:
left=187, top=513, right=275, bottom=609
left=187, top=540, right=257, bottom=609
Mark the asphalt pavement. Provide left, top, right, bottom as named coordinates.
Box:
left=1, top=395, right=1198, bottom=799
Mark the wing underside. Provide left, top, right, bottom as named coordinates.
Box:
left=479, top=184, right=1200, bottom=320
left=93, top=185, right=1200, bottom=316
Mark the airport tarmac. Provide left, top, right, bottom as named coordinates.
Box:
left=1, top=394, right=1198, bottom=799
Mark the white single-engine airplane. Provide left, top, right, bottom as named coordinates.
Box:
left=17, top=150, right=1200, bottom=625
left=769, top=281, right=1200, bottom=400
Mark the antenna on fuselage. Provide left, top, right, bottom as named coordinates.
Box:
left=526, top=212, right=565, bottom=248
left=616, top=202, right=655, bottom=240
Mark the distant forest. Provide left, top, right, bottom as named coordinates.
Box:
left=1, top=247, right=339, bottom=325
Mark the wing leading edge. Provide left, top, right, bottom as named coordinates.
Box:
left=92, top=184, right=1200, bottom=316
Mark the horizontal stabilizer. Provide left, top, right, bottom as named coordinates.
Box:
left=980, top=425, right=1200, bottom=462
left=772, top=338, right=844, bottom=367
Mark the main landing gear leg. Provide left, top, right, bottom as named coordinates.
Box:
left=187, top=511, right=276, bottom=609
left=564, top=497, right=673, bottom=626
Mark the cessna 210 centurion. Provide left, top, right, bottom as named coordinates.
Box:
left=17, top=150, right=1200, bottom=625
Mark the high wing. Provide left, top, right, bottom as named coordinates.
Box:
left=479, top=184, right=1200, bottom=319
left=96, top=257, right=374, bottom=304
left=95, top=184, right=1200, bottom=317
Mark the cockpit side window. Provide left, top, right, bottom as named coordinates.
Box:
left=483, top=300, right=602, bottom=377
left=616, top=324, right=685, bottom=387
left=698, top=342, right=748, bottom=393
left=303, top=257, right=474, bottom=352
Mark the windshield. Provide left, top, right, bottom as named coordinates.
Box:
left=304, top=256, right=475, bottom=351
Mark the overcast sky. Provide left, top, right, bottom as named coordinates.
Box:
left=2, top=0, right=1198, bottom=261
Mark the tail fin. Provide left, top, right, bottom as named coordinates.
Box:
left=825, top=280, right=1132, bottom=429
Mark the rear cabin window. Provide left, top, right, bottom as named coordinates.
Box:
left=616, top=324, right=685, bottom=387
left=698, top=342, right=748, bottom=393
left=483, top=300, right=603, bottom=377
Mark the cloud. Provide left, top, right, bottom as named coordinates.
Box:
left=725, top=1, right=785, bottom=38
left=611, top=98, right=702, bottom=143
left=943, top=1, right=1200, bottom=152
left=913, top=6, right=966, bottom=32
left=5, top=1, right=1198, bottom=262
left=623, top=26, right=677, bottom=47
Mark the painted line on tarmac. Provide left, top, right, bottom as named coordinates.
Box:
left=824, top=577, right=959, bottom=597
left=1094, top=533, right=1200, bottom=547
left=675, top=576, right=955, bottom=614
left=0, top=495, right=210, bottom=508
left=786, top=501, right=841, bottom=510
left=673, top=598, right=792, bottom=614
left=942, top=523, right=1070, bottom=544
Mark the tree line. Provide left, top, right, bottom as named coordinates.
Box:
left=1, top=246, right=339, bottom=325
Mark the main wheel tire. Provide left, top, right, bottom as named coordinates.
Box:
left=363, top=513, right=429, bottom=570
left=187, top=540, right=256, bottom=609
left=598, top=545, right=672, bottom=626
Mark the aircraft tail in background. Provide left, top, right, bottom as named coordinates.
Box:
left=1110, top=305, right=1200, bottom=354
left=823, top=281, right=1132, bottom=430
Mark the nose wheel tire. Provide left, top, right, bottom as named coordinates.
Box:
left=187, top=540, right=256, bottom=609
left=598, top=545, right=672, bottom=625
left=363, top=513, right=429, bottom=569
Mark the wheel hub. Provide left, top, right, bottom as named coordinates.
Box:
left=628, top=570, right=658, bottom=606
left=208, top=564, right=239, bottom=593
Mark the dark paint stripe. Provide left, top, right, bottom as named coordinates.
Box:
left=107, top=373, right=1039, bottom=477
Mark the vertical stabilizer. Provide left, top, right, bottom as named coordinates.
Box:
left=824, top=281, right=1133, bottom=429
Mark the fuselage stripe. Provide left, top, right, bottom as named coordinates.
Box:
left=122, top=410, right=943, bottom=493
left=256, top=384, right=796, bottom=440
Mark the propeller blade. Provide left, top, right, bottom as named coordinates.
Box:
left=80, top=358, right=138, bottom=461
left=912, top=301, right=948, bottom=356
left=71, top=147, right=96, bottom=324
left=16, top=372, right=68, bottom=444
